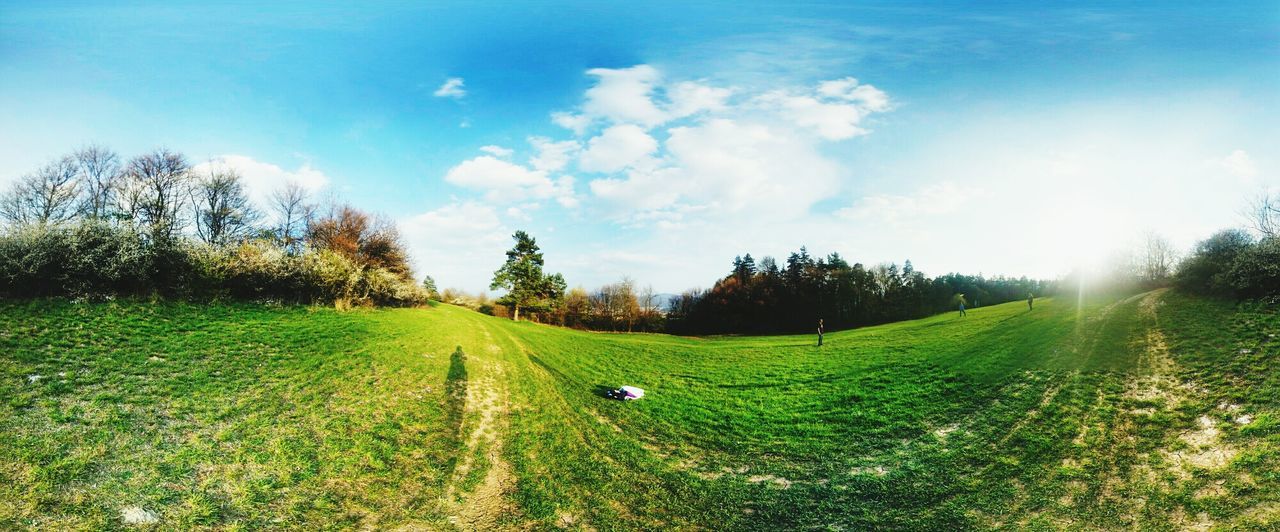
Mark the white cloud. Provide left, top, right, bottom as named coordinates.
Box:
left=837, top=181, right=973, bottom=223
left=552, top=176, right=579, bottom=208
left=1219, top=149, right=1258, bottom=182
left=520, top=67, right=890, bottom=225
left=754, top=91, right=870, bottom=140
left=400, top=201, right=509, bottom=290
left=443, top=153, right=577, bottom=206
left=582, top=65, right=668, bottom=127
left=551, top=112, right=591, bottom=135
left=479, top=145, right=513, bottom=158
left=433, top=77, right=466, bottom=99
left=589, top=166, right=685, bottom=214
left=506, top=204, right=537, bottom=221
left=578, top=124, right=659, bottom=173
left=666, top=81, right=734, bottom=118
left=528, top=137, right=580, bottom=172
left=589, top=118, right=843, bottom=222
left=444, top=155, right=547, bottom=202
left=552, top=68, right=735, bottom=134
left=816, top=77, right=891, bottom=111
left=667, top=119, right=841, bottom=214
left=190, top=154, right=329, bottom=209
left=742, top=78, right=892, bottom=141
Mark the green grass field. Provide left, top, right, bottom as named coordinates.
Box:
left=2, top=290, right=1277, bottom=529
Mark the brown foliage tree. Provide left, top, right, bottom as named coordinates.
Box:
left=307, top=203, right=412, bottom=279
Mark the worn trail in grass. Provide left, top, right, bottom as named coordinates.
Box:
left=1, top=290, right=1277, bottom=529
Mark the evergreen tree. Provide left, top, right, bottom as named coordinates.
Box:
left=421, top=275, right=440, bottom=300
left=490, top=230, right=566, bottom=321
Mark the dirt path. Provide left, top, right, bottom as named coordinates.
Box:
left=445, top=323, right=516, bottom=530
left=1059, top=289, right=1236, bottom=529
left=1133, top=291, right=1236, bottom=473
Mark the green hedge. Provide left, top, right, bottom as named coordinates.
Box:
left=1176, top=229, right=1280, bottom=299
left=0, top=222, right=427, bottom=307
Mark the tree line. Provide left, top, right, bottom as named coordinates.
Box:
left=664, top=250, right=1051, bottom=335
left=0, top=145, right=426, bottom=306
left=478, top=232, right=1051, bottom=334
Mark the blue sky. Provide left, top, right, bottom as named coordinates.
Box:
left=2, top=1, right=1277, bottom=292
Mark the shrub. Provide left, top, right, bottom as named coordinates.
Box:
left=0, top=225, right=69, bottom=297
left=1225, top=237, right=1280, bottom=298
left=0, top=222, right=151, bottom=298
left=302, top=248, right=362, bottom=306
left=0, top=221, right=428, bottom=307
left=1176, top=230, right=1280, bottom=299
left=1176, top=229, right=1254, bottom=296
left=61, top=222, right=150, bottom=296
left=233, top=241, right=312, bottom=301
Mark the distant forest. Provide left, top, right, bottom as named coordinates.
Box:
left=452, top=238, right=1054, bottom=336
left=665, top=250, right=1050, bottom=335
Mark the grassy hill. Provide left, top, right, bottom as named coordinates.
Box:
left=2, top=290, right=1277, bottom=529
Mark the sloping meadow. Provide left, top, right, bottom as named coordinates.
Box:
left=1, top=292, right=1276, bottom=529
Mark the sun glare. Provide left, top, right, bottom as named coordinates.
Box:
left=1051, top=205, right=1124, bottom=278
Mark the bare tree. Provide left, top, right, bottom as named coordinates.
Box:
left=191, top=164, right=260, bottom=245
left=74, top=145, right=122, bottom=220
left=114, top=170, right=147, bottom=227
left=590, top=283, right=616, bottom=329
left=639, top=284, right=656, bottom=315
left=0, top=155, right=81, bottom=226
left=121, top=148, right=192, bottom=242
left=0, top=189, right=23, bottom=227
left=591, top=278, right=639, bottom=331
left=616, top=278, right=640, bottom=332
left=269, top=180, right=312, bottom=251
left=1246, top=192, right=1279, bottom=239
left=561, top=286, right=590, bottom=327
left=1140, top=231, right=1178, bottom=285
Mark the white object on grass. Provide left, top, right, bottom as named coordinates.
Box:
left=620, top=385, right=645, bottom=400
left=121, top=506, right=159, bottom=524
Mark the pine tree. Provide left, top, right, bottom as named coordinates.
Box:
left=490, top=231, right=566, bottom=321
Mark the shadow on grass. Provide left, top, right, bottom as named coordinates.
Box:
left=445, top=346, right=468, bottom=445
left=528, top=354, right=571, bottom=382
left=531, top=355, right=622, bottom=401
left=593, top=384, right=618, bottom=399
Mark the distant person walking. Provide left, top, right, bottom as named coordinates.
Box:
left=817, top=318, right=825, bottom=346
left=1027, top=292, right=1034, bottom=311
left=957, top=294, right=967, bottom=317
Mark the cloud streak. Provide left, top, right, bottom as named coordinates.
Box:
left=433, top=77, right=466, bottom=98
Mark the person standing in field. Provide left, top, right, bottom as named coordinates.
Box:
left=957, top=294, right=967, bottom=317
left=817, top=318, right=825, bottom=346
left=1027, top=292, right=1034, bottom=311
